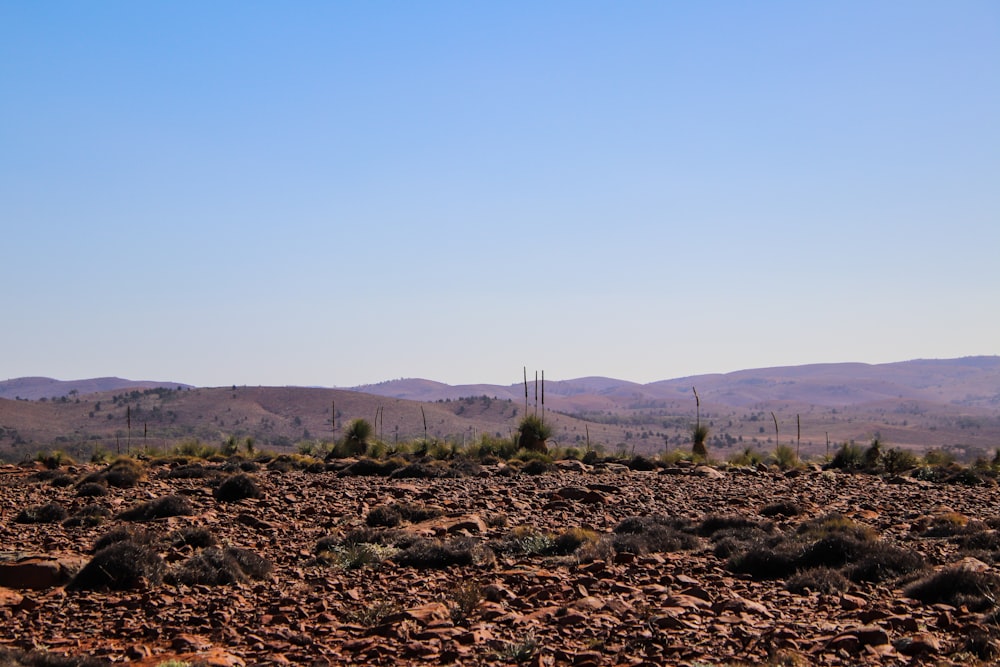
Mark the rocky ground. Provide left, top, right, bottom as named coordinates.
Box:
left=3, top=457, right=1000, bottom=666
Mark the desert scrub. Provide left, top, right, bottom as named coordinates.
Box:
left=786, top=567, right=849, bottom=595
left=75, top=481, right=109, bottom=497
left=395, top=537, right=493, bottom=568
left=550, top=527, right=602, bottom=556
left=62, top=504, right=112, bottom=528
left=449, top=581, right=483, bottom=624
left=320, top=542, right=398, bottom=570
left=729, top=447, right=765, bottom=467
left=516, top=414, right=552, bottom=453
left=118, top=495, right=194, bottom=521
left=843, top=542, right=925, bottom=583
left=15, top=502, right=68, bottom=524
left=169, top=526, right=218, bottom=549
left=69, top=541, right=165, bottom=591
left=336, top=457, right=405, bottom=477
left=92, top=526, right=154, bottom=553
left=612, top=516, right=700, bottom=555
left=213, top=473, right=262, bottom=502
left=760, top=501, right=803, bottom=518
left=78, top=457, right=146, bottom=488
left=795, top=513, right=876, bottom=543
left=827, top=442, right=864, bottom=471
left=342, top=418, right=373, bottom=456
left=365, top=502, right=444, bottom=527
left=771, top=444, right=799, bottom=470
left=698, top=514, right=772, bottom=538
left=904, top=566, right=1000, bottom=612
left=489, top=526, right=556, bottom=556
left=168, top=546, right=271, bottom=586
left=344, top=599, right=400, bottom=627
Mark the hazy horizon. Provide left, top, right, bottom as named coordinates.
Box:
left=3, top=3, right=997, bottom=387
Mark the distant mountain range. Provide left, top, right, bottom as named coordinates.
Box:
left=1, top=357, right=998, bottom=462
left=352, top=357, right=1000, bottom=412
left=0, top=377, right=193, bottom=401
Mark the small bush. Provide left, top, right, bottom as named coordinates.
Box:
left=551, top=527, right=601, bottom=555
left=170, top=527, right=218, bottom=549
left=521, top=459, right=552, bottom=475
left=612, top=516, right=699, bottom=554
left=389, top=462, right=447, bottom=479
left=796, top=513, right=876, bottom=543
left=103, top=458, right=145, bottom=488
left=62, top=505, right=112, bottom=528
left=15, top=503, right=68, bottom=524
left=76, top=482, right=109, bottom=497
left=49, top=474, right=74, bottom=488
left=772, top=444, right=799, bottom=470
left=883, top=448, right=919, bottom=474
left=698, top=514, right=769, bottom=537
left=92, top=526, right=153, bottom=553
left=449, top=581, right=483, bottom=624
left=366, top=505, right=402, bottom=528
left=119, top=495, right=194, bottom=522
left=904, top=567, right=1000, bottom=612
left=0, top=648, right=110, bottom=667
left=797, top=533, right=871, bottom=569
left=786, top=567, right=849, bottom=595
left=394, top=537, right=488, bottom=568
left=828, top=442, right=864, bottom=470
left=222, top=546, right=272, bottom=579
left=68, top=541, right=165, bottom=591
left=337, top=457, right=403, bottom=477
left=844, top=543, right=925, bottom=583
left=214, top=473, right=262, bottom=502
left=167, top=464, right=213, bottom=479
left=169, top=547, right=246, bottom=586
left=727, top=541, right=800, bottom=580
left=490, top=527, right=556, bottom=556
left=342, top=419, right=373, bottom=456
left=517, top=414, right=552, bottom=453
left=760, top=501, right=802, bottom=518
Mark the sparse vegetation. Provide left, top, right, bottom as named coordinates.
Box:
left=213, top=473, right=262, bottom=502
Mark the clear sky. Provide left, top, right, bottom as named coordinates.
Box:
left=2, top=2, right=998, bottom=388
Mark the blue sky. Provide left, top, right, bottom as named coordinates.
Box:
left=2, top=2, right=998, bottom=387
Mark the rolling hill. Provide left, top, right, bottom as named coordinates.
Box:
left=1, top=357, right=998, bottom=463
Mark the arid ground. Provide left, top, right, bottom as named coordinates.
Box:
left=4, top=455, right=1000, bottom=666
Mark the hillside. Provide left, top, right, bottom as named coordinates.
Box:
left=1, top=357, right=999, bottom=462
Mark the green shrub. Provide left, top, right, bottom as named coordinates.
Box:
left=729, top=447, right=765, bottom=467
left=342, top=419, right=373, bottom=456
left=828, top=442, right=864, bottom=470
left=550, top=528, right=601, bottom=555
left=883, top=447, right=919, bottom=474
left=516, top=414, right=552, bottom=453
left=691, top=424, right=709, bottom=461
left=923, top=448, right=955, bottom=466
left=772, top=444, right=799, bottom=470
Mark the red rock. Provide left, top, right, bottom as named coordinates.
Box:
left=0, top=588, right=23, bottom=607
left=0, top=556, right=84, bottom=590
left=856, top=625, right=890, bottom=647
left=894, top=632, right=941, bottom=656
